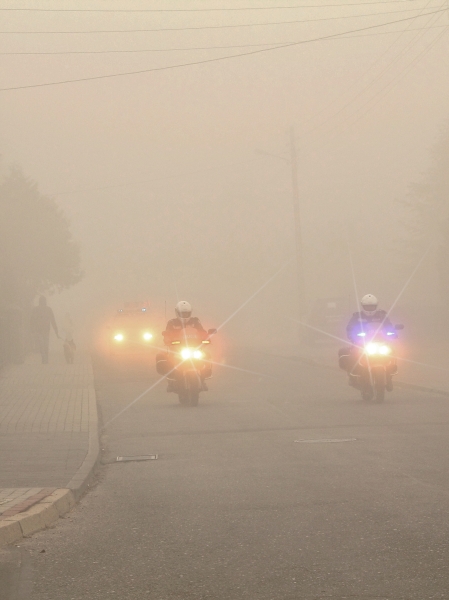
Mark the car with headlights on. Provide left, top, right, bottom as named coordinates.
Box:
left=107, top=304, right=156, bottom=360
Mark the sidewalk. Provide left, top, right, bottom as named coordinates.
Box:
left=0, top=352, right=99, bottom=546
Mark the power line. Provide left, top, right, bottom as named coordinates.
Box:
left=300, top=0, right=442, bottom=136
left=0, top=1, right=431, bottom=12
left=0, top=8, right=445, bottom=93
left=1, top=24, right=447, bottom=55
left=308, top=21, right=447, bottom=149
left=334, top=25, right=448, bottom=133
left=0, top=7, right=437, bottom=34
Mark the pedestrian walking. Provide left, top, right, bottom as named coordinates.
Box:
left=30, top=296, right=59, bottom=364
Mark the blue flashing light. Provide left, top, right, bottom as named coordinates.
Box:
left=357, top=332, right=366, bottom=337
left=387, top=331, right=395, bottom=336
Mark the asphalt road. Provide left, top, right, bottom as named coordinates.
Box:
left=2, top=347, right=449, bottom=600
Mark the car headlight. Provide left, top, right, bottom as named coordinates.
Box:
left=143, top=332, right=153, bottom=341
left=114, top=333, right=124, bottom=342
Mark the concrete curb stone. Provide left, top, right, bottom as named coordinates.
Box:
left=39, top=488, right=76, bottom=515
left=0, top=489, right=77, bottom=546
left=0, top=520, right=22, bottom=546
left=67, top=380, right=100, bottom=501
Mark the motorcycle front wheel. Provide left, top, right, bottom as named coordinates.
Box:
left=361, top=387, right=374, bottom=402
left=373, top=368, right=386, bottom=403
left=178, top=391, right=190, bottom=406
left=177, top=372, right=201, bottom=407
left=186, top=371, right=200, bottom=407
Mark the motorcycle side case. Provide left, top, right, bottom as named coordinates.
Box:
left=338, top=347, right=352, bottom=371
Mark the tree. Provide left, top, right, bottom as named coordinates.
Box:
left=0, top=166, right=82, bottom=307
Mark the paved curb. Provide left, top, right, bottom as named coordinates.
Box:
left=0, top=489, right=76, bottom=547
left=0, top=360, right=100, bottom=547
left=67, top=378, right=100, bottom=501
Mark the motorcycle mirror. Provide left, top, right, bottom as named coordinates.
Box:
left=208, top=328, right=217, bottom=335
left=395, top=324, right=404, bottom=330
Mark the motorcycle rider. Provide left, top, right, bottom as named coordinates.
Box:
left=346, top=294, right=394, bottom=342
left=164, top=301, right=206, bottom=336
left=339, top=294, right=396, bottom=390
left=159, top=301, right=211, bottom=392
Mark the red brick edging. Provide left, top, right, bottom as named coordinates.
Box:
left=0, top=488, right=56, bottom=520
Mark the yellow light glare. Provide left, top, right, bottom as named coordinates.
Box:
left=193, top=350, right=203, bottom=359
left=365, top=343, right=379, bottom=355
left=181, top=348, right=192, bottom=360
left=114, top=333, right=124, bottom=342
left=143, top=332, right=153, bottom=341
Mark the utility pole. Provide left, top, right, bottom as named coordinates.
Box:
left=289, top=126, right=306, bottom=318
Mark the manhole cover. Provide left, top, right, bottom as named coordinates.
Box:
left=116, top=455, right=158, bottom=462
left=294, top=438, right=357, bottom=444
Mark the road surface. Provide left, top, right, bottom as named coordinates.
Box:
left=2, top=348, right=449, bottom=599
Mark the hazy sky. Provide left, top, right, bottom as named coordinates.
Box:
left=1, top=0, right=448, bottom=339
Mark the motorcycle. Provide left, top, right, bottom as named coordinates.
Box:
left=339, top=322, right=403, bottom=403
left=156, top=326, right=217, bottom=407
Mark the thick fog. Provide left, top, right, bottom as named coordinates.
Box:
left=1, top=0, right=448, bottom=348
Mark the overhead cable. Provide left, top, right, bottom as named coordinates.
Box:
left=1, top=24, right=447, bottom=55
left=0, top=7, right=439, bottom=34
left=0, top=1, right=432, bottom=11
left=300, top=0, right=442, bottom=135
left=0, top=8, right=445, bottom=93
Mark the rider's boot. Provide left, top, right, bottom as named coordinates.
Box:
left=386, top=374, right=393, bottom=392
left=167, top=379, right=176, bottom=393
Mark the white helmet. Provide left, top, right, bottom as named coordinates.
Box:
left=175, top=300, right=192, bottom=321
left=361, top=294, right=378, bottom=316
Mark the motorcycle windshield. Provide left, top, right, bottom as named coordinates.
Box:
left=352, top=321, right=393, bottom=343
left=169, top=326, right=205, bottom=347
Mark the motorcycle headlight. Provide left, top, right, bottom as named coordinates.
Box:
left=193, top=350, right=203, bottom=359
left=143, top=332, right=153, bottom=341
left=365, top=343, right=379, bottom=355
left=379, top=345, right=391, bottom=355
left=114, top=333, right=124, bottom=342
left=181, top=348, right=192, bottom=360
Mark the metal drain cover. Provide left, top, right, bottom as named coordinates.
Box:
left=116, top=454, right=158, bottom=462
left=294, top=438, right=357, bottom=444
